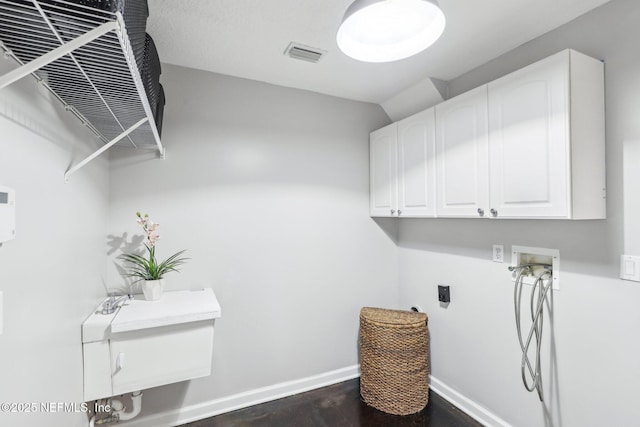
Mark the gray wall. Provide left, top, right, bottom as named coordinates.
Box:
left=398, top=0, right=640, bottom=425
left=0, top=60, right=110, bottom=427
left=106, top=65, right=398, bottom=420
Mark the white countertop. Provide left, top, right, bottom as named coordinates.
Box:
left=82, top=288, right=221, bottom=342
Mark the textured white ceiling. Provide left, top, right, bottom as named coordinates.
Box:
left=146, top=0, right=611, bottom=104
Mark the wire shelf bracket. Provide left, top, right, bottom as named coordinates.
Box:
left=64, top=116, right=147, bottom=182
left=0, top=0, right=165, bottom=182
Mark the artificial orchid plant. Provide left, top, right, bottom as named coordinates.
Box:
left=120, top=212, right=188, bottom=281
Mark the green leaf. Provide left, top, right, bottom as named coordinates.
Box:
left=120, top=248, right=189, bottom=281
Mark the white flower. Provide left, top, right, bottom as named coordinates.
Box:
left=136, top=212, right=162, bottom=247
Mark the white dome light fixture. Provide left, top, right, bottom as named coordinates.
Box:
left=337, top=0, right=446, bottom=63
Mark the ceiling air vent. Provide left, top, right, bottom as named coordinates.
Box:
left=284, top=42, right=327, bottom=63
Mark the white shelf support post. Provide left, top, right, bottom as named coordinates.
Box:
left=64, top=118, right=148, bottom=182
left=0, top=21, right=118, bottom=90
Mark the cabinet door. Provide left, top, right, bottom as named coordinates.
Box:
left=370, top=123, right=398, bottom=217
left=110, top=322, right=214, bottom=395
left=397, top=108, right=436, bottom=217
left=488, top=52, right=569, bottom=218
left=435, top=86, right=490, bottom=217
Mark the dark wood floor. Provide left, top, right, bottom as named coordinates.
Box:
left=182, top=379, right=482, bottom=427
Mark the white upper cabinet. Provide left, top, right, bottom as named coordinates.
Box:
left=435, top=86, right=490, bottom=217
left=398, top=109, right=436, bottom=217
left=370, top=123, right=398, bottom=217
left=370, top=49, right=605, bottom=220
left=487, top=49, right=605, bottom=219
left=370, top=109, right=436, bottom=217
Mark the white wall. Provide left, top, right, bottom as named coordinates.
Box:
left=0, top=60, right=110, bottom=427
left=398, top=0, right=640, bottom=426
left=107, top=65, right=398, bottom=423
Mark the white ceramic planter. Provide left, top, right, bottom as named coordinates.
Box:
left=142, top=279, right=165, bottom=301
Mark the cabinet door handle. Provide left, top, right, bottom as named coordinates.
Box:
left=490, top=208, right=498, bottom=217
left=116, top=352, right=125, bottom=371
left=477, top=208, right=485, bottom=217
left=390, top=209, right=396, bottom=215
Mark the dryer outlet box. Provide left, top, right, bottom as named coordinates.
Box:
left=438, top=285, right=450, bottom=303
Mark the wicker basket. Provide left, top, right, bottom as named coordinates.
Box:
left=359, top=307, right=430, bottom=415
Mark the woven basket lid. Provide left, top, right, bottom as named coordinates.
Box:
left=360, top=307, right=427, bottom=327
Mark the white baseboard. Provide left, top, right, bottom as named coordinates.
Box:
left=120, top=365, right=361, bottom=427
left=119, top=368, right=509, bottom=427
left=429, top=376, right=512, bottom=427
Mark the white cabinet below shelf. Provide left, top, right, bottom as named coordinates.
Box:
left=370, top=108, right=436, bottom=217
left=82, top=289, right=221, bottom=402
left=110, top=322, right=213, bottom=396
left=370, top=48, right=606, bottom=220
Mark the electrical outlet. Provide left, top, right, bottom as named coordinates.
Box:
left=438, top=285, right=450, bottom=303
left=493, top=244, right=504, bottom=263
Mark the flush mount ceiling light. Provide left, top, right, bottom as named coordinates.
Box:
left=337, top=0, right=446, bottom=63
